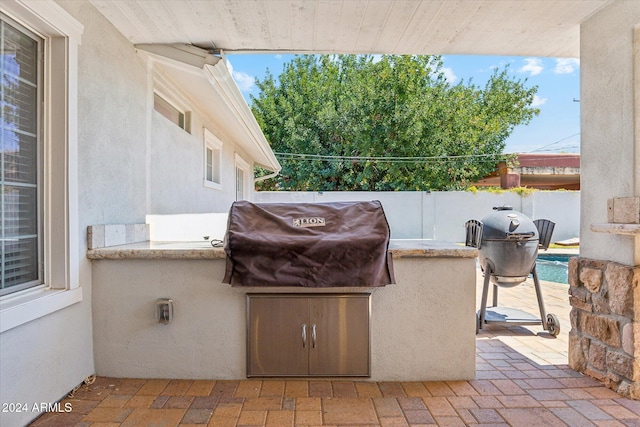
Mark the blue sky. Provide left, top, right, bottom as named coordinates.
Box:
left=226, top=54, right=580, bottom=154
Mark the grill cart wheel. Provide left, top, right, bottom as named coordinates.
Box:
left=546, top=313, right=560, bottom=336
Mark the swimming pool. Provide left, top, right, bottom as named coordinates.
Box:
left=535, top=254, right=571, bottom=284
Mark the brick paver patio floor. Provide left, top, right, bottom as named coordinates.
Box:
left=30, top=270, right=640, bottom=426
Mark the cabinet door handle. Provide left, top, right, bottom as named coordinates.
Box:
left=311, top=324, right=316, bottom=348
left=302, top=324, right=307, bottom=348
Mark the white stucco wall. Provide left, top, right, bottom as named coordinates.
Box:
left=71, top=0, right=249, bottom=224
left=91, top=256, right=476, bottom=382
left=580, top=1, right=640, bottom=265
left=73, top=6, right=251, bottom=222
left=255, top=191, right=581, bottom=243
left=0, top=2, right=115, bottom=426
left=149, top=105, right=253, bottom=214
left=0, top=300, right=93, bottom=427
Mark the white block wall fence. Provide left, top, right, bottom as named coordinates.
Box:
left=254, top=191, right=580, bottom=243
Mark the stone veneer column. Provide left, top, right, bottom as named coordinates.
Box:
left=568, top=257, right=640, bottom=398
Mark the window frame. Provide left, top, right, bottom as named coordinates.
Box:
left=235, top=153, right=250, bottom=201
left=153, top=92, right=187, bottom=130
left=0, top=0, right=83, bottom=333
left=203, top=128, right=222, bottom=190
left=152, top=68, right=192, bottom=133
left=0, top=15, right=44, bottom=296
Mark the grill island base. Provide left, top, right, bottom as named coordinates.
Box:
left=88, top=239, right=477, bottom=381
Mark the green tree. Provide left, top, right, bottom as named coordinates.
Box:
left=252, top=54, right=539, bottom=191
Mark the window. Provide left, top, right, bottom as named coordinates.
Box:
left=204, top=129, right=222, bottom=189
left=235, top=154, right=250, bottom=201
left=152, top=69, right=191, bottom=133
left=1, top=16, right=42, bottom=296
left=154, top=91, right=190, bottom=132
left=0, top=0, right=83, bottom=332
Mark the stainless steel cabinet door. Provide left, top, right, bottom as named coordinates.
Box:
left=247, top=294, right=370, bottom=377
left=308, top=295, right=370, bottom=376
left=247, top=296, right=308, bottom=376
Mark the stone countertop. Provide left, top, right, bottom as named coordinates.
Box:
left=388, top=239, right=477, bottom=258
left=87, top=239, right=477, bottom=260
left=86, top=241, right=227, bottom=260
left=590, top=223, right=640, bottom=235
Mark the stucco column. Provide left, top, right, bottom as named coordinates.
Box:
left=571, top=1, right=640, bottom=398
left=580, top=1, right=640, bottom=266
left=634, top=25, right=640, bottom=264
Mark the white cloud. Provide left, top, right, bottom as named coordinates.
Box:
left=275, top=54, right=283, bottom=59
left=226, top=59, right=256, bottom=92
left=531, top=95, right=547, bottom=107
left=441, top=67, right=458, bottom=84
left=518, top=57, right=543, bottom=76
left=233, top=71, right=256, bottom=92
left=554, top=58, right=580, bottom=74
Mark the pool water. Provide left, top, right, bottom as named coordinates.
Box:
left=535, top=254, right=570, bottom=284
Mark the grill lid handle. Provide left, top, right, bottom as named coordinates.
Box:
left=505, top=231, right=536, bottom=239
left=493, top=205, right=513, bottom=211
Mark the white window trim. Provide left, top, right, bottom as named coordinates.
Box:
left=203, top=129, right=223, bottom=190
left=235, top=153, right=251, bottom=201
left=0, top=0, right=83, bottom=333
left=152, top=68, right=192, bottom=133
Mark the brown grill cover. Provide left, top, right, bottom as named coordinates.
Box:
left=222, top=200, right=395, bottom=287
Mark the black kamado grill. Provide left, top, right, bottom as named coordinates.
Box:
left=465, top=206, right=560, bottom=336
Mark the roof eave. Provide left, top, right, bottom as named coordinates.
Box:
left=202, top=59, right=281, bottom=172
left=135, top=43, right=281, bottom=173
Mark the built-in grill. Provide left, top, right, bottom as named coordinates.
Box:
left=465, top=206, right=560, bottom=336
left=222, top=200, right=395, bottom=287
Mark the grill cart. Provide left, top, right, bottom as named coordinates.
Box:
left=465, top=206, right=560, bottom=336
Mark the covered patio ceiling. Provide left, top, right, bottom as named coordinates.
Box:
left=90, top=0, right=611, bottom=57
